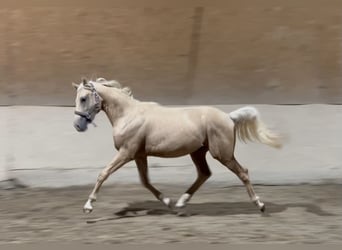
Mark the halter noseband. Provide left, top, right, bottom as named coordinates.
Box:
left=74, top=82, right=102, bottom=122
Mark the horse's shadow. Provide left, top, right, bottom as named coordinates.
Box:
left=115, top=200, right=334, bottom=217
left=87, top=200, right=335, bottom=223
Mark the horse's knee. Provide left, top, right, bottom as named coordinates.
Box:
left=241, top=166, right=249, bottom=176
left=97, top=170, right=109, bottom=182
left=238, top=171, right=250, bottom=183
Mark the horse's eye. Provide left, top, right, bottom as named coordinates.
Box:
left=80, top=97, right=87, bottom=103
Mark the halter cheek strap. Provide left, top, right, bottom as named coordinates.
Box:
left=74, top=82, right=102, bottom=122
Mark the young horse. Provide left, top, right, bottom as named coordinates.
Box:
left=73, top=78, right=282, bottom=214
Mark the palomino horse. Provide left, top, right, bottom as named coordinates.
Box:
left=73, top=78, right=282, bottom=214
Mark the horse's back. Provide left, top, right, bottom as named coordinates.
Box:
left=144, top=105, right=234, bottom=137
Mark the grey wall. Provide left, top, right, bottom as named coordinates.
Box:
left=1, top=105, right=341, bottom=187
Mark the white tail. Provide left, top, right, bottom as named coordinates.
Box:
left=229, top=106, right=282, bottom=149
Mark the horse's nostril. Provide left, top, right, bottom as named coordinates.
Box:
left=74, top=117, right=88, bottom=132
left=74, top=123, right=81, bottom=131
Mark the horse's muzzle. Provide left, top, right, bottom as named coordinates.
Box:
left=73, top=116, right=89, bottom=132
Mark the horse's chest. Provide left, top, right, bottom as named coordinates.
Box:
left=113, top=130, right=137, bottom=149
left=113, top=117, right=145, bottom=150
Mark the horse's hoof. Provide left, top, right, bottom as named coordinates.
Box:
left=83, top=199, right=94, bottom=214
left=162, top=197, right=172, bottom=208
left=175, top=193, right=191, bottom=208
left=83, top=207, right=93, bottom=214
left=260, top=204, right=266, bottom=213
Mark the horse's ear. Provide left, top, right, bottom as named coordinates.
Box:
left=72, top=82, right=79, bottom=90
left=82, top=78, right=88, bottom=86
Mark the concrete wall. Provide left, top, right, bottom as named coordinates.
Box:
left=1, top=105, right=341, bottom=187
left=1, top=1, right=341, bottom=106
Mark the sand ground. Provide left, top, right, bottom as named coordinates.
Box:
left=0, top=183, right=341, bottom=244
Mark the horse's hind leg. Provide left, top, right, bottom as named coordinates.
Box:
left=221, top=157, right=265, bottom=212
left=135, top=157, right=172, bottom=207
left=175, top=147, right=211, bottom=209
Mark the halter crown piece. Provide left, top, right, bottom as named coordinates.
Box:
left=74, top=82, right=102, bottom=123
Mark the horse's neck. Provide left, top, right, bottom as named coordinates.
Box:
left=99, top=88, right=135, bottom=126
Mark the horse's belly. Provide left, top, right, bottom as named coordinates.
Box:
left=145, top=131, right=204, bottom=157
left=146, top=144, right=201, bottom=158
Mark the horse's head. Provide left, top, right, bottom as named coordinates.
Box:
left=72, top=78, right=102, bottom=132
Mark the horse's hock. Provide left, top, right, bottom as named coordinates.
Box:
left=0, top=1, right=341, bottom=105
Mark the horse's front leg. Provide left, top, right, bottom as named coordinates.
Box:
left=83, top=150, right=131, bottom=213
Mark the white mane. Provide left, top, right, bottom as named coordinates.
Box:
left=94, top=78, right=121, bottom=88
left=91, top=78, right=133, bottom=97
